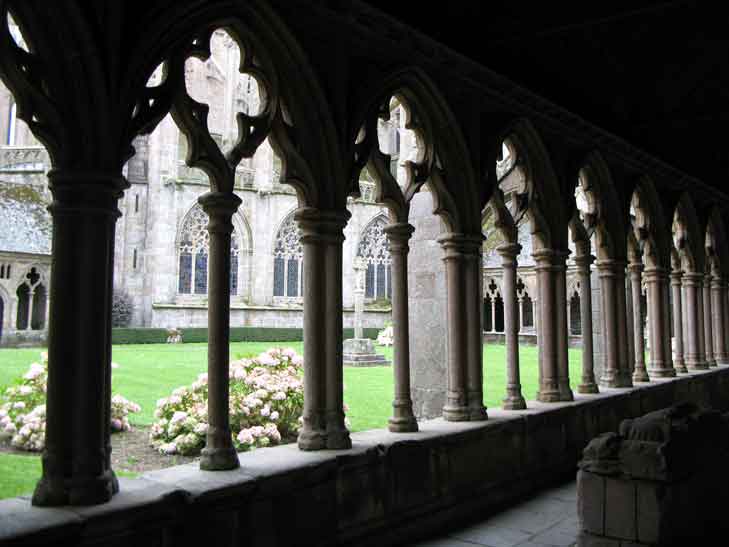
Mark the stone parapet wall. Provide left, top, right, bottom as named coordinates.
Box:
left=3, top=366, right=729, bottom=546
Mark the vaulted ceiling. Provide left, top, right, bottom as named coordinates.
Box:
left=368, top=1, right=729, bottom=190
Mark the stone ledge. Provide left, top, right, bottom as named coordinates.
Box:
left=2, top=366, right=729, bottom=546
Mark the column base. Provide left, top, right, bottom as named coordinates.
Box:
left=558, top=382, right=574, bottom=402
left=647, top=367, right=676, bottom=378
left=707, top=359, right=718, bottom=368
left=389, top=415, right=419, bottom=433
left=502, top=395, right=527, bottom=410
left=578, top=382, right=599, bottom=394
left=599, top=372, right=633, bottom=388
left=298, top=430, right=327, bottom=451
left=686, top=362, right=709, bottom=371
left=674, top=361, right=689, bottom=374
left=536, top=386, right=562, bottom=403
left=200, top=446, right=240, bottom=471
left=32, top=468, right=116, bottom=507
left=443, top=404, right=471, bottom=421
left=632, top=369, right=650, bottom=383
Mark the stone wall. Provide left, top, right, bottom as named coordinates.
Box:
left=408, top=190, right=448, bottom=419
left=4, top=365, right=729, bottom=547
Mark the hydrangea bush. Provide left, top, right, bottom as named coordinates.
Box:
left=150, top=347, right=306, bottom=456
left=0, top=353, right=141, bottom=452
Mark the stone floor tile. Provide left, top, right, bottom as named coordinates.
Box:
left=414, top=536, right=482, bottom=547
left=529, top=525, right=578, bottom=546
left=451, top=523, right=533, bottom=547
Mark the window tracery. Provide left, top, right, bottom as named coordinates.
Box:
left=357, top=216, right=391, bottom=299
left=273, top=213, right=303, bottom=299
left=178, top=204, right=241, bottom=296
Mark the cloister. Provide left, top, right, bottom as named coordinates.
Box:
left=1, top=2, right=729, bottom=546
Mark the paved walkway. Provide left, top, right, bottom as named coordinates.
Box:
left=411, top=482, right=578, bottom=547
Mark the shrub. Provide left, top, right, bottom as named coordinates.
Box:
left=149, top=347, right=308, bottom=455
left=112, top=289, right=134, bottom=327
left=0, top=353, right=141, bottom=452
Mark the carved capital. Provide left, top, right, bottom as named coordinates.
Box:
left=198, top=191, right=242, bottom=234
left=295, top=207, right=349, bottom=245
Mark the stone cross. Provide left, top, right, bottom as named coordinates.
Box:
left=353, top=257, right=366, bottom=339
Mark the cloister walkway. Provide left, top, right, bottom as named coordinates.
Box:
left=412, top=481, right=578, bottom=547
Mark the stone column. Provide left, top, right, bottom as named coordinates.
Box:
left=322, top=213, right=351, bottom=448
left=297, top=209, right=328, bottom=449
left=386, top=223, right=418, bottom=432
left=696, top=275, right=707, bottom=367
left=596, top=260, right=626, bottom=387
left=703, top=273, right=716, bottom=367
left=33, top=173, right=125, bottom=507
left=643, top=267, right=675, bottom=377
left=670, top=271, right=687, bottom=373
left=625, top=274, right=635, bottom=378
left=575, top=252, right=598, bottom=393
left=352, top=259, right=365, bottom=340
left=713, top=278, right=729, bottom=364
left=629, top=262, right=649, bottom=382
left=554, top=252, right=574, bottom=400
left=518, top=297, right=524, bottom=333
left=533, top=249, right=560, bottom=401
left=614, top=264, right=633, bottom=385
left=499, top=243, right=526, bottom=409
left=24, top=290, right=33, bottom=330
left=199, top=192, right=241, bottom=471
left=490, top=299, right=496, bottom=333
left=439, top=233, right=483, bottom=421
left=682, top=272, right=707, bottom=370
left=464, top=238, right=488, bottom=420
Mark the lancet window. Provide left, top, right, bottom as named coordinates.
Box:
left=273, top=213, right=303, bottom=298
left=358, top=216, right=392, bottom=300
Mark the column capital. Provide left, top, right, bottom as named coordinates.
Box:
left=532, top=248, right=561, bottom=270
left=681, top=271, right=704, bottom=286
left=295, top=207, right=350, bottom=244
left=198, top=191, right=242, bottom=233
left=437, top=232, right=482, bottom=259
left=47, top=170, right=128, bottom=218
left=384, top=222, right=415, bottom=242
left=596, top=258, right=627, bottom=278
left=670, top=269, right=684, bottom=283
left=643, top=266, right=669, bottom=282
left=496, top=242, right=522, bottom=259
left=573, top=253, right=596, bottom=269
left=627, top=261, right=644, bottom=274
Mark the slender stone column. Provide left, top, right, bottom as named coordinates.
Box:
left=296, top=210, right=351, bottom=449
left=518, top=298, right=524, bottom=333
left=386, top=223, right=418, bottom=432
left=490, top=300, right=496, bottom=333
left=670, top=271, right=687, bottom=373
left=533, top=249, right=560, bottom=401
left=464, top=238, right=488, bottom=420
left=643, top=267, right=675, bottom=377
left=439, top=234, right=469, bottom=420
left=625, top=274, right=635, bottom=378
left=323, top=213, right=352, bottom=449
left=33, top=172, right=125, bottom=506
left=24, top=291, right=33, bottom=330
left=629, top=262, right=649, bottom=382
left=682, top=272, right=707, bottom=370
left=661, top=274, right=675, bottom=374
left=198, top=192, right=241, bottom=470
left=575, top=253, right=598, bottom=393
left=713, top=278, right=729, bottom=364
left=499, top=243, right=526, bottom=409
left=696, top=275, right=707, bottom=366
left=297, top=209, right=327, bottom=449
left=615, top=265, right=633, bottom=385
left=596, top=260, right=625, bottom=387
left=554, top=252, right=574, bottom=401
left=704, top=273, right=716, bottom=367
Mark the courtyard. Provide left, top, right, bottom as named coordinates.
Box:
left=0, top=342, right=583, bottom=500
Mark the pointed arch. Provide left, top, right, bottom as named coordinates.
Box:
left=350, top=66, right=478, bottom=233
left=630, top=176, right=671, bottom=269
left=706, top=207, right=729, bottom=278
left=577, top=151, right=627, bottom=260
left=673, top=192, right=704, bottom=273
left=495, top=118, right=566, bottom=251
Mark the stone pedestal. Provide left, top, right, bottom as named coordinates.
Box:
left=343, top=338, right=390, bottom=366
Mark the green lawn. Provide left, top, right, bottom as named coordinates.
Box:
left=0, top=341, right=582, bottom=499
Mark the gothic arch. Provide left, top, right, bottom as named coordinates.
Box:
left=673, top=192, right=704, bottom=273
left=577, top=151, right=627, bottom=260
left=706, top=207, right=729, bottom=278
left=494, top=118, right=566, bottom=251
left=357, top=214, right=392, bottom=300
left=350, top=67, right=478, bottom=233
left=630, top=176, right=671, bottom=269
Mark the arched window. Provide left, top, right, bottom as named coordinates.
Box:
left=569, top=289, right=581, bottom=335
left=15, top=267, right=45, bottom=331
left=178, top=204, right=241, bottom=295
left=273, top=213, right=303, bottom=298
left=357, top=216, right=391, bottom=300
